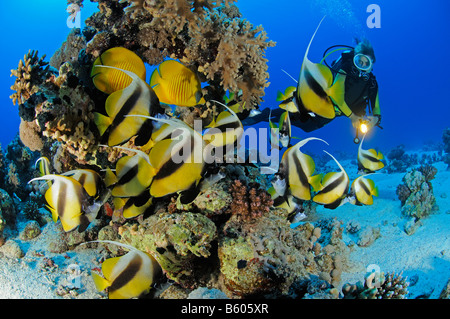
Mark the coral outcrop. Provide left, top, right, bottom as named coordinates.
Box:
left=0, top=189, right=16, bottom=243
left=120, top=211, right=218, bottom=287
left=443, top=127, right=450, bottom=170
left=396, top=165, right=438, bottom=221
left=80, top=0, right=275, bottom=109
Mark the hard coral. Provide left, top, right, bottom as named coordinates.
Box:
left=10, top=50, right=54, bottom=106
left=228, top=179, right=273, bottom=223
left=120, top=211, right=218, bottom=287
left=342, top=271, right=409, bottom=299
left=84, top=0, right=274, bottom=109
left=397, top=165, right=438, bottom=220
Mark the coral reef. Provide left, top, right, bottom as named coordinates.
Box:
left=386, top=145, right=417, bottom=173
left=443, top=127, right=450, bottom=170
left=0, top=189, right=16, bottom=243
left=119, top=210, right=218, bottom=287
left=342, top=271, right=409, bottom=299
left=9, top=50, right=53, bottom=107
left=82, top=0, right=274, bottom=108
left=1, top=135, right=40, bottom=200
left=396, top=165, right=438, bottom=222
left=386, top=144, right=444, bottom=174
left=227, top=179, right=273, bottom=223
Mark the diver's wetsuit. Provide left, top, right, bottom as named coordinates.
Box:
left=244, top=50, right=380, bottom=132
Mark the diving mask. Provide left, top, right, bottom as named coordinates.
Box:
left=353, top=53, right=373, bottom=72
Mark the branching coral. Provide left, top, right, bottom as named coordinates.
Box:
left=342, top=271, right=409, bottom=299
left=10, top=50, right=54, bottom=106
left=39, top=62, right=98, bottom=168
left=227, top=179, right=273, bottom=223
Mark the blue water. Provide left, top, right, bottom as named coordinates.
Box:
left=1, top=0, right=449, bottom=156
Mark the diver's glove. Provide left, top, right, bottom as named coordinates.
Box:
left=349, top=113, right=363, bottom=129
left=366, top=114, right=381, bottom=130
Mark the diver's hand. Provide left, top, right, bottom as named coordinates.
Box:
left=349, top=113, right=363, bottom=129
left=366, top=115, right=380, bottom=130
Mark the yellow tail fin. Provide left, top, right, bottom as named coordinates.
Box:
left=309, top=173, right=323, bottom=192
left=94, top=112, right=112, bottom=136
left=92, top=273, right=110, bottom=292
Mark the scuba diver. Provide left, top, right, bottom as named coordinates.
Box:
left=243, top=38, right=382, bottom=142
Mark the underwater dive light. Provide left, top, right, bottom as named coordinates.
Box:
left=360, top=122, right=368, bottom=134
left=354, top=119, right=369, bottom=144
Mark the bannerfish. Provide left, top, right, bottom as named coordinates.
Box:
left=278, top=137, right=328, bottom=201
left=94, top=65, right=161, bottom=147
left=357, top=134, right=385, bottom=173
left=223, top=90, right=259, bottom=121
left=269, top=109, right=281, bottom=150
left=203, top=100, right=244, bottom=149
left=268, top=186, right=302, bottom=219
left=277, top=86, right=298, bottom=113
left=91, top=47, right=146, bottom=94
left=349, top=174, right=379, bottom=206
left=103, top=146, right=154, bottom=198
left=62, top=169, right=106, bottom=200
left=313, top=150, right=350, bottom=209
left=34, top=156, right=52, bottom=189
left=150, top=60, right=205, bottom=107
left=296, top=17, right=348, bottom=119
left=125, top=115, right=205, bottom=201
left=113, top=191, right=153, bottom=219
left=279, top=111, right=292, bottom=148
left=140, top=121, right=181, bottom=152
left=91, top=241, right=161, bottom=299
left=35, top=156, right=51, bottom=176
left=28, top=175, right=102, bottom=232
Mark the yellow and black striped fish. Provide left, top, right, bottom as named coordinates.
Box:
left=103, top=146, right=154, bottom=198
left=279, top=111, right=292, bottom=148
left=91, top=241, right=161, bottom=299
left=28, top=174, right=102, bottom=232
left=296, top=17, right=347, bottom=119
left=279, top=137, right=327, bottom=201
left=224, top=90, right=252, bottom=120
left=203, top=100, right=244, bottom=149
left=277, top=86, right=298, bottom=113
left=357, top=134, right=385, bottom=173
left=112, top=191, right=153, bottom=219
left=125, top=115, right=206, bottom=202
left=140, top=118, right=189, bottom=152
left=150, top=60, right=205, bottom=107
left=350, top=174, right=379, bottom=206
left=313, top=150, right=350, bottom=209
left=269, top=109, right=281, bottom=150
left=91, top=47, right=146, bottom=94
left=35, top=156, right=51, bottom=176
left=268, top=185, right=302, bottom=218
left=62, top=169, right=106, bottom=199
left=94, top=65, right=161, bottom=147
